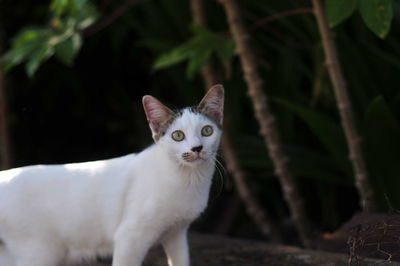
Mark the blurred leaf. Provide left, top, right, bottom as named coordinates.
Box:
left=2, top=28, right=48, bottom=71
left=12, top=28, right=43, bottom=47
left=50, top=0, right=88, bottom=16
left=51, top=0, right=69, bottom=16
left=274, top=98, right=351, bottom=173
left=364, top=96, right=400, bottom=208
left=186, top=48, right=211, bottom=79
left=75, top=2, right=99, bottom=29
left=360, top=0, right=393, bottom=38
left=152, top=25, right=235, bottom=78
left=153, top=44, right=194, bottom=70
left=215, top=38, right=235, bottom=61
left=26, top=45, right=54, bottom=77
left=3, top=0, right=98, bottom=76
left=54, top=33, right=82, bottom=66
left=326, top=0, right=358, bottom=27
left=72, top=0, right=88, bottom=12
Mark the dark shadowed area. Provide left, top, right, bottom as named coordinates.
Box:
left=2, top=0, right=400, bottom=264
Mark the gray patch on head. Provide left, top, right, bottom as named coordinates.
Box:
left=189, top=106, right=222, bottom=128
left=153, top=109, right=183, bottom=141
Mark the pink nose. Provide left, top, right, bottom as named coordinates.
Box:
left=191, top=145, right=203, bottom=153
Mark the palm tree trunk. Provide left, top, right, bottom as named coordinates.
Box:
left=190, top=0, right=282, bottom=242
left=218, top=0, right=312, bottom=247
left=312, top=0, right=375, bottom=212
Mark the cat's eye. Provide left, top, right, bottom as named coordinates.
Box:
left=201, top=125, right=213, bottom=137
left=171, top=130, right=185, bottom=142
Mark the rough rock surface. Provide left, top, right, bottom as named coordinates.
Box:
left=82, top=233, right=389, bottom=266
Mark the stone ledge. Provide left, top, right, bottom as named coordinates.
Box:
left=142, top=233, right=390, bottom=266
left=83, top=233, right=395, bottom=266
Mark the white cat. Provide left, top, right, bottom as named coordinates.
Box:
left=0, top=84, right=224, bottom=266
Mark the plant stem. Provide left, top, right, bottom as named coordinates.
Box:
left=83, top=0, right=141, bottom=36
left=218, top=0, right=312, bottom=247
left=191, top=0, right=217, bottom=89
left=251, top=8, right=313, bottom=30
left=221, top=133, right=282, bottom=241
left=312, top=0, right=376, bottom=212
left=191, top=0, right=282, bottom=242
left=0, top=70, right=11, bottom=170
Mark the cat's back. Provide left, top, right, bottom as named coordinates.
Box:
left=0, top=154, right=138, bottom=247
left=0, top=153, right=136, bottom=190
left=0, top=153, right=138, bottom=219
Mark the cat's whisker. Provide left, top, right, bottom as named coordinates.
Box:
left=209, top=156, right=225, bottom=199
left=214, top=154, right=227, bottom=175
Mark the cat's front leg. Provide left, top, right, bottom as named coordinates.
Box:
left=112, top=222, right=159, bottom=266
left=162, top=226, right=190, bottom=266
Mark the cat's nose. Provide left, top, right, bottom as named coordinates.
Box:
left=191, top=145, right=203, bottom=153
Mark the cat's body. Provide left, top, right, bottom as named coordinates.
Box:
left=0, top=85, right=224, bottom=266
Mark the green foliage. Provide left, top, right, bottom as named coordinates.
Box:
left=25, top=39, right=55, bottom=77
left=2, top=28, right=51, bottom=76
left=234, top=133, right=352, bottom=186
left=153, top=25, right=235, bottom=79
left=50, top=0, right=88, bottom=17
left=326, top=0, right=358, bottom=27
left=325, top=0, right=393, bottom=38
left=54, top=33, right=82, bottom=66
left=274, top=98, right=351, bottom=175
left=359, top=0, right=393, bottom=38
left=2, top=0, right=98, bottom=77
left=364, top=96, right=400, bottom=209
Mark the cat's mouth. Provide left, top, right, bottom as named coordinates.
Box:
left=181, top=151, right=206, bottom=163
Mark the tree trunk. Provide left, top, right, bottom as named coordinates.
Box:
left=218, top=0, right=312, bottom=247
left=0, top=33, right=12, bottom=170
left=311, top=0, right=375, bottom=212
left=190, top=0, right=282, bottom=242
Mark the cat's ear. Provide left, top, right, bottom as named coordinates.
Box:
left=143, top=95, right=174, bottom=141
left=198, top=84, right=224, bottom=127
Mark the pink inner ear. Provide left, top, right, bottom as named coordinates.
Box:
left=198, top=85, right=224, bottom=125
left=202, top=98, right=224, bottom=125
left=143, top=96, right=171, bottom=133
left=149, top=119, right=161, bottom=132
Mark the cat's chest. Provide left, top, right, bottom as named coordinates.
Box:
left=145, top=174, right=211, bottom=222
left=171, top=185, right=209, bottom=219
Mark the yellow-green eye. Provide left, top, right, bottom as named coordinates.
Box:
left=201, top=125, right=213, bottom=137
left=171, top=130, right=185, bottom=141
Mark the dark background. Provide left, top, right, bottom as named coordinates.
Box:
left=2, top=0, right=400, bottom=245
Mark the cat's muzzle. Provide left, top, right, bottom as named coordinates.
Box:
left=182, top=151, right=205, bottom=162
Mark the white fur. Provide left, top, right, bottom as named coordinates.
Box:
left=0, top=108, right=222, bottom=266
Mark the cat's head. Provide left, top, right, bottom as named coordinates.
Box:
left=142, top=84, right=224, bottom=167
